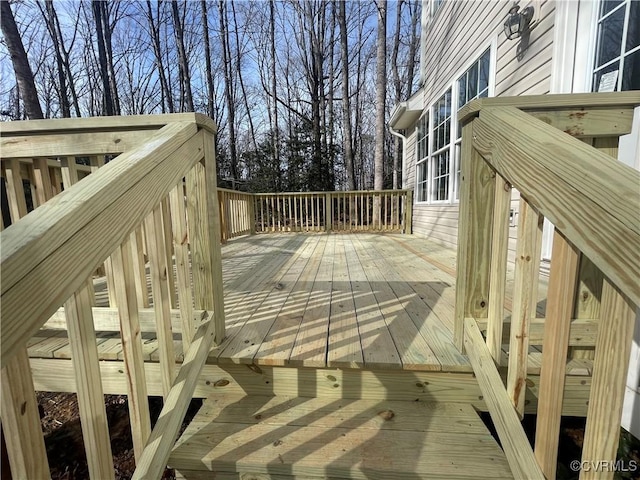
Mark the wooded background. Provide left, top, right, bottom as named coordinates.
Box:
left=0, top=0, right=420, bottom=193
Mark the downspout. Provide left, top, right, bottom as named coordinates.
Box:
left=388, top=125, right=412, bottom=234
left=388, top=125, right=407, bottom=189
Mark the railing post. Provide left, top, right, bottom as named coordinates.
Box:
left=0, top=164, right=50, bottom=479
left=325, top=193, right=332, bottom=233
left=250, top=194, right=256, bottom=235
left=1, top=349, right=51, bottom=479
left=218, top=190, right=228, bottom=244
left=580, top=281, right=635, bottom=480
left=454, top=120, right=496, bottom=350
left=202, top=131, right=225, bottom=343
left=486, top=175, right=512, bottom=362
left=507, top=199, right=543, bottom=417
left=111, top=236, right=151, bottom=461
left=534, top=230, right=580, bottom=479
left=404, top=190, right=413, bottom=234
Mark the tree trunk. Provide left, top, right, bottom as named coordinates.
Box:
left=406, top=0, right=420, bottom=97
left=230, top=0, right=258, bottom=153
left=373, top=0, right=387, bottom=225
left=390, top=0, right=403, bottom=190
left=39, top=0, right=69, bottom=117
left=1, top=1, right=44, bottom=119
left=51, top=1, right=81, bottom=117
left=200, top=0, right=215, bottom=118
left=338, top=0, right=356, bottom=191
left=100, top=1, right=120, bottom=114
left=269, top=0, right=280, bottom=185
left=218, top=0, right=238, bottom=181
left=171, top=0, right=194, bottom=112
left=147, top=0, right=174, bottom=113
left=92, top=0, right=115, bottom=115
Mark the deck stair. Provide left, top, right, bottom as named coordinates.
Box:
left=169, top=393, right=513, bottom=479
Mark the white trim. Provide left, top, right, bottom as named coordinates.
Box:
left=415, top=38, right=497, bottom=206
left=550, top=1, right=579, bottom=94
left=621, top=309, right=640, bottom=439
left=619, top=107, right=640, bottom=171
left=572, top=0, right=599, bottom=93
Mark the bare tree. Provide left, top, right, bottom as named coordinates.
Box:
left=218, top=0, right=238, bottom=181
left=200, top=0, right=214, bottom=117
left=269, top=0, right=280, bottom=179
left=1, top=1, right=44, bottom=119
left=230, top=1, right=257, bottom=152
left=171, top=0, right=194, bottom=111
left=146, top=0, right=174, bottom=113
left=373, top=0, right=387, bottom=194
left=92, top=0, right=117, bottom=115
left=338, top=0, right=355, bottom=191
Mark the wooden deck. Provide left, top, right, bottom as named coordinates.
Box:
left=169, top=393, right=513, bottom=479
left=27, top=232, right=585, bottom=375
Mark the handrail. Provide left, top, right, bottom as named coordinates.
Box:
left=456, top=93, right=639, bottom=479
left=458, top=91, right=640, bottom=124
left=1, top=122, right=200, bottom=366
left=474, top=106, right=639, bottom=305
left=0, top=112, right=216, bottom=135
left=0, top=114, right=224, bottom=479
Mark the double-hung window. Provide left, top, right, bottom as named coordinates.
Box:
left=416, top=113, right=429, bottom=202
left=592, top=0, right=639, bottom=91
left=430, top=90, right=451, bottom=202
left=415, top=47, right=492, bottom=204
left=454, top=49, right=490, bottom=199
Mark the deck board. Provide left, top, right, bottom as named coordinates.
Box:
left=29, top=233, right=556, bottom=373
left=169, top=394, right=513, bottom=479
left=253, top=236, right=326, bottom=365
left=327, top=237, right=365, bottom=368
left=349, top=236, right=439, bottom=370
left=344, top=237, right=404, bottom=370
left=289, top=236, right=334, bottom=367
left=220, top=236, right=317, bottom=364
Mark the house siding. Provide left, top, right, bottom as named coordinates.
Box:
left=407, top=0, right=556, bottom=253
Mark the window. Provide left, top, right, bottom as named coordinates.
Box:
left=416, top=113, right=429, bottom=202
left=414, top=47, right=493, bottom=204
left=592, top=0, right=640, bottom=91
left=430, top=90, right=451, bottom=202
left=454, top=49, right=491, bottom=198
left=457, top=49, right=491, bottom=110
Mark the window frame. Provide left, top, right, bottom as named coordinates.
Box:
left=590, top=0, right=640, bottom=92
left=415, top=113, right=430, bottom=203
left=415, top=41, right=495, bottom=205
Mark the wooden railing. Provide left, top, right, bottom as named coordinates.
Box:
left=454, top=92, right=640, bottom=479
left=0, top=114, right=225, bottom=479
left=217, top=189, right=412, bottom=239
left=217, top=187, right=255, bottom=242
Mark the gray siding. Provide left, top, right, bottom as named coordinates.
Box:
left=409, top=0, right=556, bottom=251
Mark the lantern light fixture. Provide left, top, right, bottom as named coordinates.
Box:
left=503, top=4, right=534, bottom=40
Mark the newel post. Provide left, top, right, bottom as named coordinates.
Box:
left=189, top=130, right=226, bottom=344
left=325, top=193, right=333, bottom=233
left=404, top=189, right=413, bottom=234
left=454, top=118, right=496, bottom=351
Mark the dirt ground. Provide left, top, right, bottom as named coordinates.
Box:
left=34, top=392, right=202, bottom=480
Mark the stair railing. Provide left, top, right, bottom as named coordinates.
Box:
left=454, top=92, right=640, bottom=479
left=0, top=113, right=225, bottom=479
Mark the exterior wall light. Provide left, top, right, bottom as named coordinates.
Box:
left=503, top=4, right=534, bottom=40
